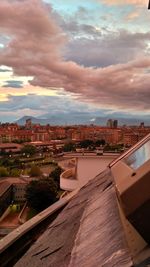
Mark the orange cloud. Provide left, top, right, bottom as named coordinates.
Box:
left=99, top=0, right=147, bottom=6
left=125, top=11, right=140, bottom=20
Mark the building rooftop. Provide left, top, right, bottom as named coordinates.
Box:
left=0, top=181, right=12, bottom=197
left=0, top=177, right=28, bottom=185
left=14, top=169, right=133, bottom=267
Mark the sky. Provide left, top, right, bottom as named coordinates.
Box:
left=0, top=0, right=150, bottom=123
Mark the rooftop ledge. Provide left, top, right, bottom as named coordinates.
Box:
left=0, top=189, right=79, bottom=259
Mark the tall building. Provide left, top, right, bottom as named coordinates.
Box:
left=113, top=119, right=118, bottom=128
left=25, top=119, right=32, bottom=129
left=107, top=119, right=118, bottom=128
left=106, top=119, right=113, bottom=128
left=140, top=122, right=145, bottom=128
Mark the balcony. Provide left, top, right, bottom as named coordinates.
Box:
left=60, top=158, right=79, bottom=191
left=60, top=168, right=79, bottom=191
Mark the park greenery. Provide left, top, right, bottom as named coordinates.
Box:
left=0, top=149, right=58, bottom=177
left=0, top=138, right=124, bottom=179
left=0, top=148, right=63, bottom=214
left=0, top=166, right=9, bottom=177
left=0, top=139, right=125, bottom=218
left=62, top=139, right=105, bottom=152
left=63, top=142, right=75, bottom=152
left=20, top=144, right=37, bottom=156
left=79, top=139, right=106, bottom=148
left=104, top=143, right=124, bottom=152
left=62, top=139, right=106, bottom=152
left=29, top=165, right=42, bottom=177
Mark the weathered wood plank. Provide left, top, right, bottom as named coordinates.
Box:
left=69, top=186, right=132, bottom=267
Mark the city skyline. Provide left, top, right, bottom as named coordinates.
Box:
left=0, top=0, right=150, bottom=122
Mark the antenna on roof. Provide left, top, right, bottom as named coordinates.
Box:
left=148, top=0, right=150, bottom=9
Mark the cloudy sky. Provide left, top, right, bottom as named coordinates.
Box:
left=0, top=0, right=150, bottom=123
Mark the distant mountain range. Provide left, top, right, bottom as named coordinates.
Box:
left=15, top=113, right=92, bottom=125
left=15, top=113, right=150, bottom=126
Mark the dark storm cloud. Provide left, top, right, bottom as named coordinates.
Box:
left=65, top=30, right=150, bottom=67
left=0, top=94, right=98, bottom=114
left=62, top=21, right=102, bottom=36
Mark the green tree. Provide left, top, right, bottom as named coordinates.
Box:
left=49, top=166, right=62, bottom=189
left=21, top=144, right=37, bottom=156
left=95, top=139, right=106, bottom=146
left=0, top=149, right=7, bottom=157
left=0, top=166, right=9, bottom=177
left=63, top=142, right=75, bottom=152
left=104, top=144, right=111, bottom=151
left=29, top=165, right=42, bottom=177
left=10, top=168, right=20, bottom=177
left=0, top=157, right=13, bottom=167
left=25, top=179, right=57, bottom=212
left=79, top=139, right=94, bottom=148
left=13, top=138, right=31, bottom=144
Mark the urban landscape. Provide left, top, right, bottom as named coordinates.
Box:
left=0, top=0, right=150, bottom=266
left=0, top=118, right=150, bottom=240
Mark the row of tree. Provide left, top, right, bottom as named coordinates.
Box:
left=63, top=139, right=106, bottom=152
left=63, top=140, right=124, bottom=152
